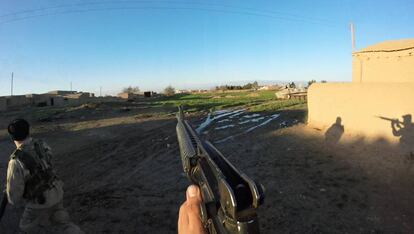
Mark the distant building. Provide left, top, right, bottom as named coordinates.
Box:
left=50, top=91, right=94, bottom=105
left=64, top=92, right=94, bottom=99
left=176, top=90, right=190, bottom=94
left=0, top=90, right=100, bottom=111
left=6, top=95, right=31, bottom=109
left=47, top=90, right=77, bottom=95
left=308, top=38, right=414, bottom=142
left=144, top=91, right=157, bottom=97
left=118, top=92, right=140, bottom=100
left=26, top=94, right=60, bottom=107
left=190, top=89, right=208, bottom=93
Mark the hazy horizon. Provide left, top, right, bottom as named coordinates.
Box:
left=0, top=79, right=329, bottom=97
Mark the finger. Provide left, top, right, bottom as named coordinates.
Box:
left=185, top=185, right=205, bottom=233
left=178, top=203, right=188, bottom=234
left=187, top=208, right=205, bottom=234
left=186, top=185, right=202, bottom=205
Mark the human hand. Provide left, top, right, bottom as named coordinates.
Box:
left=391, top=119, right=401, bottom=127
left=178, top=185, right=206, bottom=234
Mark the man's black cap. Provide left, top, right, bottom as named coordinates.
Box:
left=8, top=119, right=30, bottom=141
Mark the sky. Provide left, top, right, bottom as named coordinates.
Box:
left=0, top=0, right=413, bottom=96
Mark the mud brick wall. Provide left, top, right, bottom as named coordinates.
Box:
left=308, top=83, right=414, bottom=143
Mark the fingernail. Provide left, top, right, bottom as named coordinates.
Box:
left=187, top=185, right=198, bottom=197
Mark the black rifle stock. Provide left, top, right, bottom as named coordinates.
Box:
left=176, top=106, right=264, bottom=234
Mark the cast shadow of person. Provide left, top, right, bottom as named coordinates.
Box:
left=325, top=117, right=344, bottom=145
left=390, top=114, right=414, bottom=153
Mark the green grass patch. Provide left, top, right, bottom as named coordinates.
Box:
left=148, top=91, right=308, bottom=113
left=151, top=91, right=278, bottom=112
left=249, top=99, right=307, bottom=112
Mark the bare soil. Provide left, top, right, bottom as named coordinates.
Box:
left=0, top=102, right=413, bottom=233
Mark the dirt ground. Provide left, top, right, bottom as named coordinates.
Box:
left=0, top=102, right=413, bottom=233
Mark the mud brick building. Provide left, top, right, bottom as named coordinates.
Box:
left=308, top=39, right=414, bottom=143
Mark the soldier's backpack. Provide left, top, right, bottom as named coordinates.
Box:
left=11, top=140, right=58, bottom=204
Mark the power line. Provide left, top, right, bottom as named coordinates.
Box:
left=0, top=6, right=339, bottom=27
left=0, top=0, right=335, bottom=24
left=0, top=1, right=341, bottom=27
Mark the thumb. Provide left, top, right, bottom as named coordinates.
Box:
left=185, top=185, right=206, bottom=234
left=186, top=185, right=202, bottom=205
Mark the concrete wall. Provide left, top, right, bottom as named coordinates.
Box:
left=308, top=83, right=414, bottom=142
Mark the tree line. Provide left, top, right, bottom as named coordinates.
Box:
left=215, top=81, right=259, bottom=91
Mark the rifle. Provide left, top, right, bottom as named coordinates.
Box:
left=376, top=116, right=401, bottom=124
left=0, top=191, right=7, bottom=221
left=176, top=106, right=264, bottom=234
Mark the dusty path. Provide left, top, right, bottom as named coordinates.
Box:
left=1, top=105, right=413, bottom=233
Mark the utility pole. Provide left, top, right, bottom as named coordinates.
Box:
left=70, top=82, right=72, bottom=92
left=350, top=22, right=356, bottom=52
left=100, top=86, right=102, bottom=97
left=11, top=72, right=14, bottom=96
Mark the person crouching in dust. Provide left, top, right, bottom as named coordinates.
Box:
left=6, top=119, right=83, bottom=234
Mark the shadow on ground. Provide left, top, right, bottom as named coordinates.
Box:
left=220, top=117, right=414, bottom=233
left=1, top=109, right=413, bottom=233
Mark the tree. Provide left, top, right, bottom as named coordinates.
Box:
left=122, top=86, right=140, bottom=93
left=307, top=80, right=316, bottom=87
left=321, top=80, right=327, bottom=83
left=252, top=81, right=259, bottom=89
left=243, top=83, right=252, bottom=89
left=242, top=82, right=258, bottom=90
left=164, top=85, right=175, bottom=96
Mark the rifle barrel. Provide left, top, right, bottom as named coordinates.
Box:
left=377, top=116, right=401, bottom=123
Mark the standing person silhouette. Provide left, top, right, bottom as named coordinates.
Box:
left=325, top=117, right=345, bottom=145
